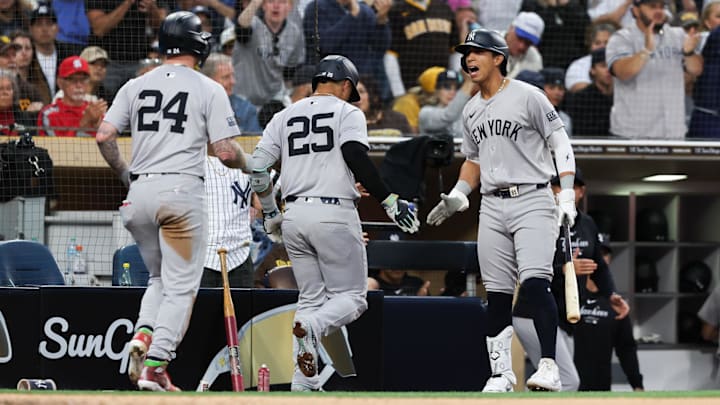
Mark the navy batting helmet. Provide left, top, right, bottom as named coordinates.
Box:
left=636, top=208, right=669, bottom=242
left=635, top=256, right=659, bottom=293
left=455, top=28, right=509, bottom=76
left=679, top=260, right=712, bottom=293
left=312, top=55, right=361, bottom=102
left=159, top=11, right=211, bottom=65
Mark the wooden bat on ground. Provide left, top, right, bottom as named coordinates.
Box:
left=562, top=221, right=581, bottom=324
left=218, top=248, right=244, bottom=392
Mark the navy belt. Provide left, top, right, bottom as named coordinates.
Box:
left=284, top=195, right=354, bottom=206
left=129, top=173, right=204, bottom=182
left=490, top=183, right=548, bottom=199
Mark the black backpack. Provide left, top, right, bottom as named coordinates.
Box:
left=0, top=127, right=56, bottom=202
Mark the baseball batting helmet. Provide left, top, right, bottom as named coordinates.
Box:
left=636, top=208, right=669, bottom=241
left=635, top=256, right=659, bottom=293
left=679, top=260, right=712, bottom=293
left=312, top=55, right=361, bottom=102
left=159, top=11, right=212, bottom=65
left=677, top=311, right=702, bottom=343
left=455, top=28, right=509, bottom=76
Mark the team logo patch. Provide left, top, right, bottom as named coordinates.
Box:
left=546, top=110, right=558, bottom=122
left=226, top=116, right=238, bottom=127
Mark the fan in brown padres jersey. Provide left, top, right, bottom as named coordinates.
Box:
left=427, top=28, right=577, bottom=392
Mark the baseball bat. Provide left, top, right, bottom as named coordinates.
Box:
left=218, top=248, right=244, bottom=392
left=562, top=221, right=581, bottom=324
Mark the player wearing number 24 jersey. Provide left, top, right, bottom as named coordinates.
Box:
left=97, top=11, right=251, bottom=391
left=249, top=55, right=419, bottom=391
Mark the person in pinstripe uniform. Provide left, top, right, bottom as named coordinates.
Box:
left=200, top=152, right=258, bottom=288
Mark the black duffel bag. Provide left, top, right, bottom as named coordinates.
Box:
left=0, top=128, right=56, bottom=202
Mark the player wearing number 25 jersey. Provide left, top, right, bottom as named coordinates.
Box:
left=97, top=11, right=250, bottom=391
left=250, top=55, right=419, bottom=391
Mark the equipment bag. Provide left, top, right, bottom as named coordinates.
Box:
left=0, top=131, right=56, bottom=202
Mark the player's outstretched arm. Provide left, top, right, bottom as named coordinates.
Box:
left=341, top=141, right=419, bottom=233
left=426, top=159, right=479, bottom=226
left=96, top=121, right=130, bottom=188
left=211, top=138, right=251, bottom=173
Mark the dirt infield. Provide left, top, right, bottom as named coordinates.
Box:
left=2, top=393, right=720, bottom=405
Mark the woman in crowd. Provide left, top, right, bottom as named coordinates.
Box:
left=356, top=75, right=411, bottom=137
left=418, top=68, right=475, bottom=138
left=10, top=30, right=31, bottom=81
left=0, top=68, right=33, bottom=134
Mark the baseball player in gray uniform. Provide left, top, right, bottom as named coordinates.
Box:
left=96, top=11, right=250, bottom=391
left=249, top=55, right=419, bottom=391
left=427, top=29, right=577, bottom=392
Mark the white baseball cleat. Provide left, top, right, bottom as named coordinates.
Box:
left=482, top=325, right=516, bottom=392
left=526, top=358, right=562, bottom=392
left=482, top=374, right=515, bottom=392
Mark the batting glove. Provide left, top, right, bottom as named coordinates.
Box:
left=426, top=188, right=469, bottom=226
left=381, top=193, right=420, bottom=234
left=263, top=209, right=284, bottom=243
left=556, top=188, right=577, bottom=227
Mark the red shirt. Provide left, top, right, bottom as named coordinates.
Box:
left=37, top=99, right=91, bottom=137
left=0, top=109, right=15, bottom=135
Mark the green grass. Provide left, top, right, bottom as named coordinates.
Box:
left=1, top=390, right=720, bottom=398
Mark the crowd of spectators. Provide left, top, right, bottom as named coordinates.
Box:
left=0, top=0, right=716, bottom=139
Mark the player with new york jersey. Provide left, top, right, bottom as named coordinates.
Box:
left=427, top=28, right=576, bottom=392
left=96, top=11, right=251, bottom=391
left=249, top=55, right=419, bottom=391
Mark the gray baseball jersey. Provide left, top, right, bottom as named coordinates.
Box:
left=461, top=79, right=564, bottom=195
left=606, top=24, right=687, bottom=139
left=256, top=95, right=367, bottom=200
left=256, top=94, right=369, bottom=390
left=232, top=15, right=305, bottom=106
left=107, top=64, right=241, bottom=362
left=105, top=64, right=240, bottom=177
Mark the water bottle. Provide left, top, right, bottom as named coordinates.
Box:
left=468, top=21, right=482, bottom=31
left=65, top=238, right=77, bottom=285
left=73, top=245, right=87, bottom=274
left=257, top=364, right=270, bottom=392
left=120, top=262, right=133, bottom=286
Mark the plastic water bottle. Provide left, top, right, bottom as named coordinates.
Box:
left=120, top=262, right=133, bottom=286
left=73, top=245, right=87, bottom=274
left=65, top=238, right=77, bottom=285
left=257, top=364, right=270, bottom=392
left=468, top=21, right=482, bottom=31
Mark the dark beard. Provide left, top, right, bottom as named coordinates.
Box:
left=639, top=12, right=664, bottom=34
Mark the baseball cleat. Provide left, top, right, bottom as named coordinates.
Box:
left=290, top=383, right=323, bottom=392
left=482, top=374, right=515, bottom=392
left=128, top=329, right=152, bottom=385
left=293, top=321, right=318, bottom=377
left=526, top=358, right=561, bottom=392
left=137, top=361, right=181, bottom=392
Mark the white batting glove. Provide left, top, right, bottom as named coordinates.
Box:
left=263, top=209, right=284, bottom=243
left=426, top=188, right=469, bottom=226
left=556, top=188, right=577, bottom=227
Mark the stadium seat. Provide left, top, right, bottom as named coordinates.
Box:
left=111, top=244, right=149, bottom=286
left=0, top=239, right=64, bottom=286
